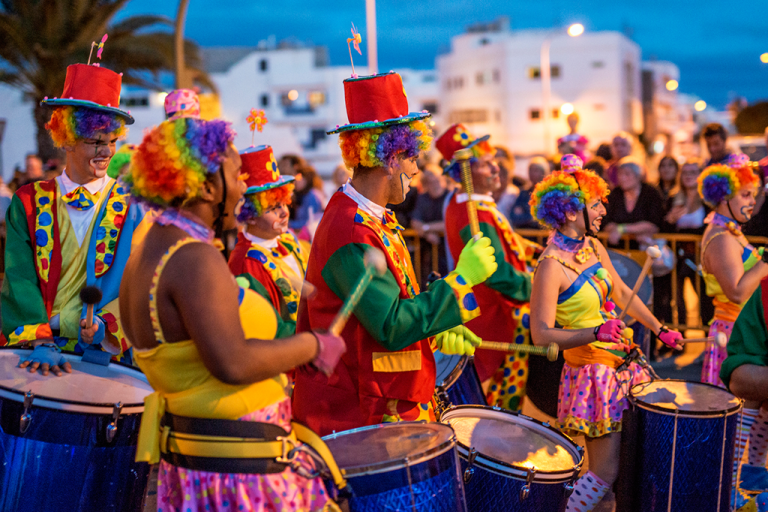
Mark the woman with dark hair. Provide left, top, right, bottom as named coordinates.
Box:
left=288, top=163, right=326, bottom=231
left=657, top=155, right=680, bottom=200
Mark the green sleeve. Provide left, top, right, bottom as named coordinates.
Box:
left=459, top=222, right=532, bottom=302
left=322, top=243, right=473, bottom=351
left=721, top=285, right=768, bottom=390
left=235, top=273, right=296, bottom=339
left=1, top=196, right=50, bottom=341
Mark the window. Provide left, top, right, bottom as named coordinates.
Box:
left=495, top=109, right=501, bottom=123
left=492, top=69, right=500, bottom=83
left=308, top=91, right=326, bottom=108
left=421, top=74, right=437, bottom=83
left=552, top=109, right=559, bottom=119
left=530, top=109, right=541, bottom=120
left=260, top=94, right=269, bottom=107
left=476, top=72, right=484, bottom=85
left=124, top=97, right=149, bottom=107
left=444, top=80, right=452, bottom=91
left=259, top=59, right=268, bottom=72
left=592, top=61, right=605, bottom=69
left=528, top=65, right=561, bottom=79
left=480, top=38, right=490, bottom=46
left=449, top=109, right=488, bottom=124
left=422, top=102, right=438, bottom=114
left=453, top=76, right=464, bottom=89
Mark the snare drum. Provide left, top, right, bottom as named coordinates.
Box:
left=442, top=405, right=583, bottom=512
left=617, top=380, right=741, bottom=512
left=323, top=422, right=467, bottom=512
left=0, top=348, right=153, bottom=512
left=434, top=352, right=486, bottom=416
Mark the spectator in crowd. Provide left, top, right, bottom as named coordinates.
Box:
left=286, top=162, right=326, bottom=231
left=278, top=153, right=307, bottom=176
left=584, top=157, right=607, bottom=180
left=604, top=158, right=664, bottom=248
left=654, top=158, right=713, bottom=353
left=605, top=132, right=634, bottom=188
left=324, top=163, right=353, bottom=199
left=595, top=143, right=613, bottom=162
left=703, top=123, right=732, bottom=166
left=759, top=126, right=768, bottom=176
left=510, top=156, right=550, bottom=230
left=494, top=155, right=519, bottom=219
left=0, top=177, right=12, bottom=224
left=411, top=164, right=450, bottom=283
left=43, top=158, right=63, bottom=180
left=744, top=170, right=768, bottom=238
left=10, top=153, right=44, bottom=192
left=556, top=112, right=589, bottom=163
left=656, top=155, right=680, bottom=200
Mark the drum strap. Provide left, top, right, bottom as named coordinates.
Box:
left=159, top=412, right=347, bottom=488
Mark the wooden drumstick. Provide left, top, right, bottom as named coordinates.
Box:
left=328, top=248, right=387, bottom=336
left=454, top=148, right=480, bottom=238
left=617, top=246, right=662, bottom=322
left=681, top=332, right=727, bottom=348
left=79, top=286, right=103, bottom=329
left=481, top=341, right=559, bottom=362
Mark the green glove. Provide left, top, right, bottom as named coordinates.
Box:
left=454, top=235, right=497, bottom=287
left=436, top=325, right=483, bottom=356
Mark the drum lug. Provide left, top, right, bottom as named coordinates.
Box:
left=564, top=466, right=580, bottom=496
left=19, top=391, right=34, bottom=434
left=519, top=466, right=536, bottom=502
left=463, top=447, right=478, bottom=484
left=106, top=402, right=123, bottom=443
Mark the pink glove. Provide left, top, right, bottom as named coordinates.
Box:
left=594, top=320, right=625, bottom=343
left=312, top=331, right=347, bottom=376
left=658, top=327, right=684, bottom=350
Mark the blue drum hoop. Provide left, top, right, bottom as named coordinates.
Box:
left=323, top=421, right=457, bottom=477
left=435, top=353, right=469, bottom=390
left=441, top=405, right=584, bottom=483
left=630, top=379, right=742, bottom=419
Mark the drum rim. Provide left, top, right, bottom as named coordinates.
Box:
left=435, top=354, right=469, bottom=389
left=630, top=379, right=742, bottom=418
left=0, top=347, right=148, bottom=411
left=441, top=405, right=584, bottom=479
left=322, top=421, right=457, bottom=476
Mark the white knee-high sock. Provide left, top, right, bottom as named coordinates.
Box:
left=749, top=406, right=768, bottom=466
left=735, top=408, right=759, bottom=485
left=566, top=470, right=610, bottom=512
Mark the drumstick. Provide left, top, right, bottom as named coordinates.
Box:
left=454, top=148, right=480, bottom=237
left=328, top=248, right=387, bottom=336
left=79, top=286, right=103, bottom=329
left=617, top=246, right=662, bottom=322
left=681, top=332, right=727, bottom=348
left=481, top=341, right=559, bottom=362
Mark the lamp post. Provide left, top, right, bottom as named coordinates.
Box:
left=366, top=0, right=378, bottom=75
left=541, top=23, right=583, bottom=155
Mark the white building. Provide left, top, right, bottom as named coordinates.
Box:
left=436, top=19, right=643, bottom=157
left=0, top=84, right=37, bottom=181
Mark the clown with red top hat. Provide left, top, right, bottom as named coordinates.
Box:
left=292, top=64, right=499, bottom=436
left=1, top=43, right=151, bottom=374
left=438, top=123, right=535, bottom=412
left=228, top=142, right=307, bottom=337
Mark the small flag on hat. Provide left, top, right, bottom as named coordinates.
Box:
left=88, top=33, right=108, bottom=65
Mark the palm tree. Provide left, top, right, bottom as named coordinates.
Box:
left=0, top=0, right=214, bottom=162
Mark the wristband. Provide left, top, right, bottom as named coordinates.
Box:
left=761, top=246, right=768, bottom=264
left=657, top=325, right=669, bottom=337
left=594, top=325, right=601, bottom=341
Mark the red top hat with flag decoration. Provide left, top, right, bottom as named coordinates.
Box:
left=327, top=71, right=430, bottom=134
left=240, top=145, right=294, bottom=194
left=435, top=123, right=491, bottom=163
left=41, top=64, right=134, bottom=124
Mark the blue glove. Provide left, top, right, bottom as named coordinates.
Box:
left=19, top=344, right=67, bottom=371
left=78, top=315, right=106, bottom=347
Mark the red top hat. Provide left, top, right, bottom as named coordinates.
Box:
left=327, top=72, right=430, bottom=134
left=240, top=145, right=294, bottom=194
left=435, top=123, right=491, bottom=163
left=41, top=64, right=134, bottom=124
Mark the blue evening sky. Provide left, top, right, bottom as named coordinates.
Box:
left=117, top=0, right=768, bottom=109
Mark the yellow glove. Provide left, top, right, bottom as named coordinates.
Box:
left=436, top=325, right=482, bottom=356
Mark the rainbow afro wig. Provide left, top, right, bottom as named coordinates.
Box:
left=444, top=139, right=495, bottom=183
left=338, top=119, right=432, bottom=170
left=698, top=154, right=759, bottom=207
left=529, top=155, right=609, bottom=230
left=45, top=106, right=127, bottom=147
left=124, top=117, right=235, bottom=208
left=236, top=183, right=295, bottom=223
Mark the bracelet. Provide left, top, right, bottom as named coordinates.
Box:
left=657, top=325, right=669, bottom=337
left=593, top=325, right=601, bottom=341
left=761, top=247, right=768, bottom=264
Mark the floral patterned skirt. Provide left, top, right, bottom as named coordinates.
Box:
left=557, top=361, right=651, bottom=438
left=486, top=304, right=531, bottom=412
left=156, top=398, right=339, bottom=512
left=701, top=318, right=734, bottom=388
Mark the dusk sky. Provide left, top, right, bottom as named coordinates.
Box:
left=117, top=0, right=768, bottom=109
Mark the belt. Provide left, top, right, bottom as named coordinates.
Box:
left=159, top=412, right=347, bottom=488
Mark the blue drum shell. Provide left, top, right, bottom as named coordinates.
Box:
left=435, top=354, right=486, bottom=410
left=345, top=447, right=466, bottom=512
left=0, top=397, right=149, bottom=512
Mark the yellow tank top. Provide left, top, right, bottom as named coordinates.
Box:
left=701, top=230, right=761, bottom=319
left=134, top=238, right=287, bottom=463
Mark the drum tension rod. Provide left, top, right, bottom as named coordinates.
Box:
left=519, top=467, right=537, bottom=502
left=464, top=448, right=478, bottom=484
left=19, top=391, right=34, bottom=434
left=106, top=402, right=123, bottom=443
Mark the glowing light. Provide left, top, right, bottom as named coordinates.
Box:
left=653, top=141, right=665, bottom=153
left=287, top=89, right=299, bottom=101
left=665, top=80, right=678, bottom=91
left=694, top=100, right=707, bottom=112
left=560, top=103, right=574, bottom=115
left=567, top=24, right=584, bottom=37
left=157, top=92, right=168, bottom=103
left=761, top=53, right=768, bottom=64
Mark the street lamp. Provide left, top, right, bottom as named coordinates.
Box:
left=761, top=53, right=768, bottom=64
left=541, top=24, right=583, bottom=154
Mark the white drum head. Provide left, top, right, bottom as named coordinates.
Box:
left=632, top=380, right=741, bottom=416
left=0, top=348, right=152, bottom=414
